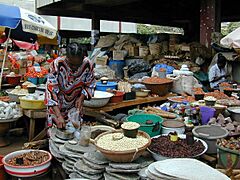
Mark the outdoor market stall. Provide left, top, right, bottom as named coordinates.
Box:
left=2, top=2, right=240, bottom=180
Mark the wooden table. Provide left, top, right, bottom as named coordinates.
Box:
left=23, top=109, right=47, bottom=141
left=23, top=94, right=173, bottom=141
left=84, top=94, right=174, bottom=116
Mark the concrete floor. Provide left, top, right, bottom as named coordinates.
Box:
left=0, top=136, right=27, bottom=156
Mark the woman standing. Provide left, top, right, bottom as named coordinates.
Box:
left=45, top=43, right=95, bottom=129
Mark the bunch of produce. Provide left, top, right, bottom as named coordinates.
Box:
left=149, top=135, right=205, bottom=158
left=144, top=106, right=177, bottom=119
left=208, top=115, right=240, bottom=136
left=7, top=151, right=49, bottom=166
left=217, top=137, right=240, bottom=151
left=25, top=66, right=48, bottom=78
left=0, top=101, right=21, bottom=119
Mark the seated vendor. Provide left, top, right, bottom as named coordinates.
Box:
left=209, top=53, right=228, bottom=89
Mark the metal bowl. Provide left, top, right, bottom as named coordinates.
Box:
left=2, top=149, right=52, bottom=178
left=227, top=107, right=240, bottom=122
left=135, top=89, right=151, bottom=97
left=55, top=129, right=74, bottom=140
left=83, top=91, right=113, bottom=108
left=148, top=134, right=208, bottom=161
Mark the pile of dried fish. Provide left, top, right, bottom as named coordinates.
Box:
left=8, top=151, right=49, bottom=166
left=144, top=106, right=177, bottom=119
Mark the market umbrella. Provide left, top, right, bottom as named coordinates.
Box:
left=220, top=27, right=240, bottom=49
left=0, top=3, right=57, bottom=88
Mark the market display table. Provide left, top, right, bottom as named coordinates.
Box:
left=23, top=109, right=47, bottom=141
left=84, top=94, right=174, bottom=116
left=22, top=94, right=173, bottom=141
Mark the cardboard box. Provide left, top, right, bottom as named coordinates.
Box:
left=96, top=56, right=108, bottom=66
left=113, top=50, right=125, bottom=60
left=128, top=46, right=139, bottom=57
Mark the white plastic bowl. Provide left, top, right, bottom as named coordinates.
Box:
left=148, top=134, right=208, bottom=161
left=2, top=149, right=52, bottom=177
left=83, top=91, right=113, bottom=108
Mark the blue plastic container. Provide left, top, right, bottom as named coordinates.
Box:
left=109, top=60, right=125, bottom=79
left=96, top=81, right=117, bottom=91
left=28, top=77, right=38, bottom=85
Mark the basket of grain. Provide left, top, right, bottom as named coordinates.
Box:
left=143, top=77, right=173, bottom=96
left=94, top=130, right=151, bottom=163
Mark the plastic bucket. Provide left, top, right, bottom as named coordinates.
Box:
left=28, top=77, right=38, bottom=85
left=19, top=97, right=46, bottom=110
left=126, top=114, right=163, bottom=137
left=95, top=81, right=117, bottom=91
left=110, top=91, right=125, bottom=103
left=109, top=60, right=125, bottom=79
left=0, top=155, right=6, bottom=180
left=200, top=106, right=216, bottom=125
left=38, top=76, right=47, bottom=84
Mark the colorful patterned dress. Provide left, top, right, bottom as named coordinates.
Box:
left=45, top=56, right=95, bottom=127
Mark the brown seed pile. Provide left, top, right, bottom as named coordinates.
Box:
left=149, top=135, right=205, bottom=158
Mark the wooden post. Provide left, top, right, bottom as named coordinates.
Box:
left=200, top=0, right=221, bottom=47
left=91, top=14, right=100, bottom=50
left=0, top=28, right=11, bottom=90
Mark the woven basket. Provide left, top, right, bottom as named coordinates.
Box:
left=94, top=130, right=151, bottom=163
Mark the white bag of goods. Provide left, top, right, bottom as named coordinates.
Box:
left=168, top=75, right=202, bottom=95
